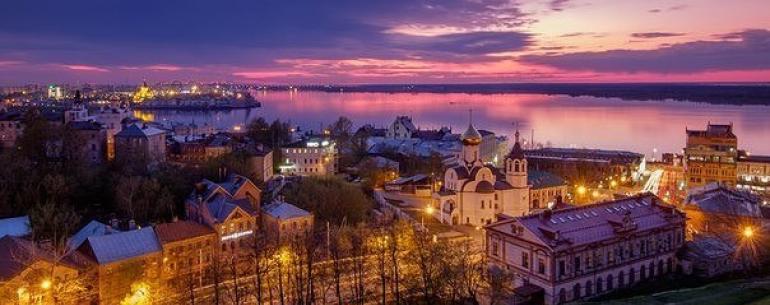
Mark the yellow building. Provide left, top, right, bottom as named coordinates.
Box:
left=154, top=221, right=217, bottom=291
left=684, top=123, right=738, bottom=189
left=0, top=236, right=88, bottom=305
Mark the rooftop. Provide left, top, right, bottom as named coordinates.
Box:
left=82, top=228, right=161, bottom=265
left=486, top=194, right=684, bottom=251
left=154, top=221, right=215, bottom=244
left=115, top=123, right=166, bottom=138
left=263, top=201, right=312, bottom=220
left=0, top=216, right=30, bottom=239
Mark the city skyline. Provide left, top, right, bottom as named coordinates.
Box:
left=2, top=0, right=770, bottom=85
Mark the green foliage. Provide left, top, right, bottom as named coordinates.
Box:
left=283, top=176, right=373, bottom=225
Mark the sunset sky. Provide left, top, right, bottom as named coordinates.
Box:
left=1, top=0, right=769, bottom=85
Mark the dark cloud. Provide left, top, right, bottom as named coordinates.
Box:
left=521, top=29, right=770, bottom=73
left=549, top=0, right=572, bottom=12
left=0, top=0, right=528, bottom=69
left=630, top=32, right=686, bottom=39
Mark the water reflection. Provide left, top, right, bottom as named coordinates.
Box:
left=134, top=91, right=770, bottom=155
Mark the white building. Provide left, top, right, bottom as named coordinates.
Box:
left=433, top=121, right=567, bottom=227
left=387, top=115, right=417, bottom=139
left=485, top=194, right=686, bottom=305
left=280, top=138, right=337, bottom=176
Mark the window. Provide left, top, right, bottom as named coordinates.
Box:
left=492, top=242, right=499, bottom=257
left=574, top=256, right=581, bottom=274
left=596, top=277, right=603, bottom=293
left=538, top=259, right=545, bottom=274
left=521, top=253, right=529, bottom=268
left=558, top=260, right=566, bottom=277
left=573, top=283, right=581, bottom=300
left=607, top=274, right=614, bottom=290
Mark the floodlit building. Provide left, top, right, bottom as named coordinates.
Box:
left=433, top=120, right=567, bottom=227
left=387, top=115, right=417, bottom=139
left=186, top=175, right=262, bottom=255
left=262, top=200, right=313, bottom=242
left=684, top=123, right=738, bottom=189
left=737, top=153, right=770, bottom=199
left=485, top=194, right=686, bottom=305
left=280, top=137, right=337, bottom=176
left=93, top=106, right=131, bottom=160
left=0, top=236, right=87, bottom=305
left=154, top=221, right=217, bottom=290
left=77, top=228, right=163, bottom=305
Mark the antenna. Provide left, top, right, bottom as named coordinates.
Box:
left=468, top=109, right=473, bottom=125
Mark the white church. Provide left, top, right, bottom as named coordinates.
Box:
left=433, top=120, right=567, bottom=227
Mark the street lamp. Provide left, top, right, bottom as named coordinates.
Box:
left=40, top=279, right=51, bottom=290
left=743, top=226, right=754, bottom=239
left=576, top=185, right=587, bottom=196
left=422, top=206, right=434, bottom=229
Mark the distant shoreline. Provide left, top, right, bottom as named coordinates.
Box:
left=263, top=83, right=770, bottom=106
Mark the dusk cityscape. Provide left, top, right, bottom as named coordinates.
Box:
left=1, top=1, right=770, bottom=305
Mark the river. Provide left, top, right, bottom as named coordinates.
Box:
left=133, top=91, right=770, bottom=156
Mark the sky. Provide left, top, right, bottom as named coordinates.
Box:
left=1, top=0, right=770, bottom=85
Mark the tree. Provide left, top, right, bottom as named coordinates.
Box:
left=283, top=176, right=373, bottom=225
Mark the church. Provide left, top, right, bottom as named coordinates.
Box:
left=433, top=120, right=567, bottom=227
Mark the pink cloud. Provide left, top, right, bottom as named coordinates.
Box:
left=118, top=64, right=188, bottom=71
left=60, top=64, right=109, bottom=72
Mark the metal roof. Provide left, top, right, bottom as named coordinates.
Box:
left=84, top=228, right=161, bottom=265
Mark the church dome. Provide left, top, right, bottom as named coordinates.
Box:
left=475, top=181, right=496, bottom=193
left=461, top=124, right=482, bottom=146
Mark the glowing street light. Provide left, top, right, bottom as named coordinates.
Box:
left=743, top=226, right=754, bottom=239
left=425, top=206, right=435, bottom=215
left=40, top=279, right=51, bottom=290
left=610, top=180, right=618, bottom=188
left=576, top=185, right=587, bottom=196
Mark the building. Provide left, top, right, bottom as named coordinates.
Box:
left=63, top=104, right=89, bottom=124
left=0, top=110, right=23, bottom=148
left=186, top=175, right=262, bottom=255
left=433, top=121, right=567, bottom=227
left=47, top=85, right=63, bottom=100
left=387, top=116, right=417, bottom=139
left=525, top=148, right=645, bottom=185
left=737, top=153, right=770, bottom=199
left=68, top=120, right=107, bottom=164
left=683, top=183, right=765, bottom=236
left=154, top=221, right=217, bottom=290
left=93, top=106, right=131, bottom=160
left=647, top=153, right=686, bottom=202
left=680, top=236, right=739, bottom=278
left=485, top=194, right=686, bottom=305
left=280, top=137, right=337, bottom=176
left=0, top=236, right=88, bottom=305
left=684, top=123, right=738, bottom=189
left=77, top=228, right=162, bottom=305
left=261, top=201, right=313, bottom=242
left=114, top=123, right=167, bottom=163
left=170, top=134, right=232, bottom=164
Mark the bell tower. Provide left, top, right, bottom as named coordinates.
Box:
left=505, top=127, right=527, bottom=188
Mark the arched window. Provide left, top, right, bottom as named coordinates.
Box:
left=658, top=260, right=664, bottom=275
left=618, top=271, right=625, bottom=287
left=514, top=162, right=520, bottom=172
left=629, top=267, right=635, bottom=284
left=586, top=280, right=593, bottom=296
left=559, top=289, right=566, bottom=304
left=573, top=283, right=581, bottom=300
left=649, top=261, right=655, bottom=278
left=607, top=274, right=614, bottom=290
left=596, top=277, right=604, bottom=293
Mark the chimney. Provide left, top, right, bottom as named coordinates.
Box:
left=129, top=219, right=137, bottom=230
left=110, top=218, right=119, bottom=229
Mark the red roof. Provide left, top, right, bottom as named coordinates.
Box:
left=154, top=221, right=215, bottom=244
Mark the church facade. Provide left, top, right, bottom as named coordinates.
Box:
left=434, top=121, right=567, bottom=227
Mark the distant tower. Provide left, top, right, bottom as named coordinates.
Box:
left=460, top=110, right=482, bottom=166
left=505, top=127, right=528, bottom=188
